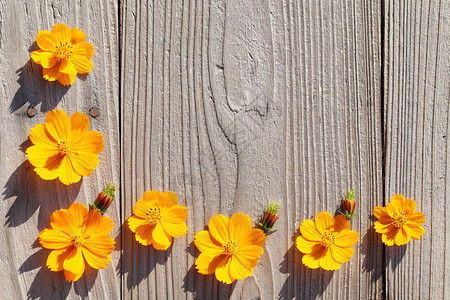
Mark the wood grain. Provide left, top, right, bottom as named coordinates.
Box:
left=0, top=0, right=120, bottom=299
left=384, top=0, right=450, bottom=299
left=120, top=0, right=383, bottom=299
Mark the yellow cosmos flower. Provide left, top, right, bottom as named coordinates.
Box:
left=31, top=23, right=94, bottom=86
left=194, top=213, right=267, bottom=284
left=39, top=203, right=115, bottom=282
left=296, top=212, right=359, bottom=271
left=128, top=191, right=188, bottom=250
left=373, top=194, right=425, bottom=246
left=26, top=109, right=104, bottom=185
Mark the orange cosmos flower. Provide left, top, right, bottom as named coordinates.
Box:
left=26, top=109, right=104, bottom=185
left=128, top=191, right=188, bottom=250
left=296, top=212, right=359, bottom=271
left=373, top=194, right=425, bottom=246
left=194, top=213, right=267, bottom=284
left=31, top=23, right=94, bottom=86
left=39, top=203, right=115, bottom=282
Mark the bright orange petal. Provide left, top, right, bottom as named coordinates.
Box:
left=82, top=210, right=103, bottom=237
left=165, top=191, right=178, bottom=205
left=208, top=214, right=230, bottom=245
left=318, top=247, right=341, bottom=270
left=152, top=223, right=172, bottom=250
left=229, top=255, right=253, bottom=280
left=299, top=220, right=322, bottom=242
left=70, top=28, right=86, bottom=43
left=234, top=245, right=263, bottom=269
left=132, top=199, right=151, bottom=218
left=47, top=248, right=71, bottom=271
left=39, top=228, right=72, bottom=249
left=408, top=211, right=426, bottom=224
left=69, top=112, right=89, bottom=144
left=31, top=50, right=44, bottom=64
left=42, top=62, right=62, bottom=81
left=68, top=152, right=99, bottom=176
left=135, top=224, right=155, bottom=246
left=128, top=215, right=147, bottom=233
left=68, top=203, right=89, bottom=226
left=315, top=212, right=334, bottom=234
left=229, top=212, right=252, bottom=245
left=36, top=30, right=57, bottom=51
left=29, top=123, right=57, bottom=147
left=162, top=205, right=188, bottom=224
left=330, top=244, right=354, bottom=263
left=70, top=53, right=93, bottom=74
left=63, top=246, right=85, bottom=282
left=334, top=230, right=359, bottom=248
left=302, top=253, right=320, bottom=269
left=334, top=215, right=351, bottom=233
left=45, top=110, right=70, bottom=141
left=83, top=235, right=115, bottom=255
left=52, top=23, right=71, bottom=43
left=373, top=206, right=390, bottom=220
left=381, top=227, right=399, bottom=246
left=194, top=230, right=223, bottom=254
left=195, top=252, right=225, bottom=275
left=296, top=235, right=319, bottom=254
left=34, top=154, right=64, bottom=181
left=160, top=220, right=188, bottom=238
left=71, top=131, right=104, bottom=155
left=26, top=145, right=58, bottom=168
left=394, top=227, right=411, bottom=246
left=82, top=247, right=111, bottom=270
left=49, top=209, right=76, bottom=235
left=404, top=223, right=425, bottom=240
left=57, top=72, right=76, bottom=86
left=403, top=199, right=417, bottom=215
left=214, top=256, right=234, bottom=284
left=238, top=228, right=267, bottom=248
left=72, top=41, right=94, bottom=59
left=37, top=51, right=58, bottom=68
left=59, top=59, right=77, bottom=75
left=58, top=155, right=82, bottom=185
left=374, top=220, right=393, bottom=234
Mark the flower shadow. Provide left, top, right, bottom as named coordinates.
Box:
left=19, top=242, right=98, bottom=299
left=10, top=43, right=70, bottom=113
left=361, top=226, right=386, bottom=283
left=278, top=236, right=333, bottom=299
left=2, top=159, right=82, bottom=229
left=116, top=222, right=172, bottom=291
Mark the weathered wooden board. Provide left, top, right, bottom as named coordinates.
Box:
left=0, top=0, right=120, bottom=299
left=120, top=0, right=383, bottom=299
left=384, top=0, right=450, bottom=299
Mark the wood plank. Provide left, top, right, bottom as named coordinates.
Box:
left=0, top=1, right=120, bottom=298
left=120, top=0, right=382, bottom=299
left=384, top=0, right=450, bottom=298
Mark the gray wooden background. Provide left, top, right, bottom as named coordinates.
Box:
left=0, top=0, right=448, bottom=299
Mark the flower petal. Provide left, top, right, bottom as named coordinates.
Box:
left=37, top=51, right=58, bottom=68
left=70, top=53, right=93, bottom=74
left=72, top=41, right=94, bottom=59
left=319, top=247, right=341, bottom=270
left=373, top=206, right=390, bottom=220
left=299, top=220, right=322, bottom=242
left=333, top=215, right=350, bottom=233
left=132, top=199, right=151, bottom=218
left=58, top=155, right=82, bottom=185
left=334, top=230, right=359, bottom=248
left=381, top=227, right=399, bottom=246
left=34, top=154, right=64, bottom=181
left=394, top=227, right=411, bottom=246
left=302, top=253, right=320, bottom=269
left=195, top=252, right=226, bottom=275
left=208, top=214, right=230, bottom=245
left=71, top=131, right=104, bottom=155
left=194, top=230, right=223, bottom=254
left=82, top=247, right=111, bottom=270
left=214, top=256, right=234, bottom=284
left=39, top=228, right=72, bottom=249
left=68, top=152, right=99, bottom=176
left=128, top=215, right=147, bottom=233
left=330, top=244, right=354, bottom=263
left=238, top=228, right=267, bottom=248
left=83, top=235, right=115, bottom=255
left=45, top=110, right=70, bottom=141
left=68, top=203, right=89, bottom=226
left=296, top=235, right=318, bottom=254
left=229, top=212, right=252, bottom=245
left=234, top=245, right=263, bottom=269
left=70, top=28, right=86, bottom=44
left=315, top=212, right=334, bottom=234
left=52, top=23, right=71, bottom=43
left=36, top=30, right=57, bottom=51
left=162, top=205, right=188, bottom=224
left=165, top=191, right=178, bottom=205
left=82, top=210, right=103, bottom=237
left=57, top=72, right=76, bottom=86
left=42, top=62, right=62, bottom=81
left=59, top=59, right=77, bottom=75
left=408, top=211, right=426, bottom=224
left=160, top=220, right=188, bottom=238
left=26, top=145, right=59, bottom=168
left=229, top=255, right=253, bottom=280
left=47, top=248, right=71, bottom=271
left=374, top=220, right=393, bottom=234
left=152, top=223, right=172, bottom=250
left=63, top=246, right=85, bottom=282
left=404, top=223, right=425, bottom=240
left=29, top=123, right=57, bottom=147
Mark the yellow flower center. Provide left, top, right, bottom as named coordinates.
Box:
left=223, top=240, right=237, bottom=255
left=146, top=207, right=162, bottom=225
left=320, top=231, right=336, bottom=247
left=70, top=234, right=85, bottom=247
left=393, top=213, right=407, bottom=227
left=55, top=41, right=74, bottom=60
left=57, top=140, right=70, bottom=154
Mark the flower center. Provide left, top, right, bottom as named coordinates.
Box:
left=57, top=140, right=70, bottom=154
left=146, top=207, right=162, bottom=225
left=393, top=213, right=407, bottom=227
left=223, top=240, right=237, bottom=255
left=320, top=231, right=335, bottom=247
left=55, top=41, right=74, bottom=60
left=70, top=234, right=85, bottom=247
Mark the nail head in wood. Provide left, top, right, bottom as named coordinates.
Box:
left=27, top=106, right=36, bottom=118
left=89, top=107, right=99, bottom=118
